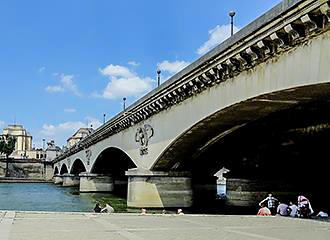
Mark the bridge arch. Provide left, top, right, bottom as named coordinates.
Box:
left=54, top=166, right=59, bottom=175
left=60, top=163, right=68, bottom=175
left=91, top=146, right=137, bottom=195
left=70, top=159, right=87, bottom=175
left=150, top=83, right=330, bottom=210
left=152, top=83, right=330, bottom=172
left=91, top=146, right=136, bottom=175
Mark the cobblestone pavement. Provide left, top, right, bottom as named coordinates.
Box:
left=1, top=210, right=329, bottom=240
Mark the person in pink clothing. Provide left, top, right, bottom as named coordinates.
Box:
left=257, top=203, right=272, bottom=216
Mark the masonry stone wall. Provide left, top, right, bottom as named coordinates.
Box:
left=0, top=159, right=53, bottom=180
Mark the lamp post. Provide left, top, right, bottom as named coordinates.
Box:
left=229, top=11, right=236, bottom=36
left=42, top=138, right=45, bottom=150
left=157, top=70, right=161, bottom=87
left=123, top=97, right=126, bottom=111
left=103, top=113, right=106, bottom=124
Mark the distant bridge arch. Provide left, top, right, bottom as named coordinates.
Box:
left=60, top=164, right=68, bottom=175
left=54, top=166, right=59, bottom=175
left=70, top=159, right=87, bottom=175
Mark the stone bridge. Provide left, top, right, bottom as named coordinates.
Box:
left=53, top=0, right=330, bottom=209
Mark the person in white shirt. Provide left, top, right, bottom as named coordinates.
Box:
left=101, top=204, right=114, bottom=213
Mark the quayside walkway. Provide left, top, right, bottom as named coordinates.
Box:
left=0, top=211, right=329, bottom=240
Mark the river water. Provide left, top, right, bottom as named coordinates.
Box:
left=0, top=183, right=227, bottom=213
left=0, top=183, right=127, bottom=212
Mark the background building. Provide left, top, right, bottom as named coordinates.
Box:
left=67, top=128, right=94, bottom=148
left=0, top=124, right=61, bottom=161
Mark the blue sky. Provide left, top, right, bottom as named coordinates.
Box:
left=0, top=0, right=281, bottom=147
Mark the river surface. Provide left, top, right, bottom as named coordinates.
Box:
left=0, top=183, right=227, bottom=213
left=0, top=183, right=127, bottom=212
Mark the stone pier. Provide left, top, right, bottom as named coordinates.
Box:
left=79, top=172, right=114, bottom=192
left=53, top=174, right=63, bottom=184
left=126, top=168, right=193, bottom=208
left=226, top=178, right=299, bottom=207
left=62, top=173, right=80, bottom=187
left=192, top=176, right=217, bottom=207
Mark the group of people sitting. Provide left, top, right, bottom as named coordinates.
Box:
left=257, top=193, right=319, bottom=218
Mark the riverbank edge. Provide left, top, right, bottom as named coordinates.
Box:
left=0, top=210, right=328, bottom=222
left=0, top=178, right=53, bottom=183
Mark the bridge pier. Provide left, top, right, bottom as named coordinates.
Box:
left=192, top=176, right=218, bottom=207
left=226, top=178, right=298, bottom=207
left=126, top=168, right=193, bottom=208
left=79, top=172, right=114, bottom=192
left=53, top=174, right=63, bottom=185
left=62, top=173, right=80, bottom=187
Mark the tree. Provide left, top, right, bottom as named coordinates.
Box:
left=0, top=135, right=16, bottom=177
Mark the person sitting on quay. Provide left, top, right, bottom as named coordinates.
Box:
left=277, top=202, right=291, bottom=216
left=297, top=195, right=314, bottom=218
left=289, top=201, right=298, bottom=218
left=259, top=193, right=278, bottom=215
left=141, top=208, right=147, bottom=215
left=94, top=203, right=101, bottom=213
left=101, top=203, right=115, bottom=213
left=177, top=209, right=184, bottom=215
left=257, top=203, right=272, bottom=216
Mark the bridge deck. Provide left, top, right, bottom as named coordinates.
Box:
left=1, top=210, right=329, bottom=240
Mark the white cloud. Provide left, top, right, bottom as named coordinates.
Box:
left=64, top=108, right=76, bottom=113
left=100, top=65, right=134, bottom=78
left=40, top=116, right=102, bottom=146
left=0, top=120, right=5, bottom=127
left=60, top=74, right=81, bottom=96
left=157, top=60, right=190, bottom=75
left=46, top=85, right=65, bottom=93
left=99, top=64, right=153, bottom=100
left=197, top=24, right=240, bottom=55
left=38, top=66, right=46, bottom=73
left=45, top=73, right=81, bottom=96
left=128, top=61, right=140, bottom=67
left=41, top=122, right=85, bottom=137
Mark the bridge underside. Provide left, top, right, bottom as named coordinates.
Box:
left=151, top=83, right=330, bottom=211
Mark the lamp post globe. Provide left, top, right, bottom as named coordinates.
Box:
left=229, top=11, right=236, bottom=17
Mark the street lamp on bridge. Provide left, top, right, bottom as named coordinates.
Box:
left=229, top=11, right=236, bottom=36
left=157, top=70, right=161, bottom=87
left=123, top=97, right=127, bottom=111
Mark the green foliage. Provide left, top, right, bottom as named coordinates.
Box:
left=0, top=135, right=16, bottom=158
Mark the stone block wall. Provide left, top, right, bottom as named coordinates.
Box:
left=0, top=159, right=53, bottom=180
